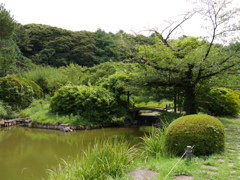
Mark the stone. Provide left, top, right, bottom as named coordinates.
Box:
left=228, top=163, right=234, bottom=166
left=217, top=159, right=224, bottom=162
left=201, top=170, right=218, bottom=174
left=173, top=176, right=193, bottom=180
left=128, top=168, right=158, bottom=180
left=202, top=165, right=218, bottom=169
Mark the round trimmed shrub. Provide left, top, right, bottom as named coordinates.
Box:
left=0, top=74, right=43, bottom=110
left=165, top=114, right=225, bottom=156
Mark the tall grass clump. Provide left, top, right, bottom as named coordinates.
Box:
left=141, top=126, right=169, bottom=158
left=47, top=137, right=138, bottom=180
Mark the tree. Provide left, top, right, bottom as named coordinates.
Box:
left=126, top=0, right=240, bottom=114
left=14, top=24, right=96, bottom=67
left=94, top=29, right=121, bottom=64
left=0, top=4, right=18, bottom=77
left=0, top=3, right=16, bottom=39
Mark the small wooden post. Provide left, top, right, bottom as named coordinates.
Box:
left=186, top=146, right=192, bottom=161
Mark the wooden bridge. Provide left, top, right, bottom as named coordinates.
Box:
left=129, top=107, right=169, bottom=126
left=129, top=107, right=168, bottom=113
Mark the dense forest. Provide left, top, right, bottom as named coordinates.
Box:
left=0, top=0, right=240, bottom=124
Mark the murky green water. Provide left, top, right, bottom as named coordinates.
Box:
left=0, top=126, right=145, bottom=180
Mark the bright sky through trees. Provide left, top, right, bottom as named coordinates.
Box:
left=1, top=0, right=239, bottom=37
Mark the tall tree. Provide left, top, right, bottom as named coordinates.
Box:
left=94, top=29, right=121, bottom=64
left=0, top=3, right=18, bottom=76
left=0, top=3, right=16, bottom=39
left=126, top=0, right=240, bottom=114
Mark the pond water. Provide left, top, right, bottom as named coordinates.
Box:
left=0, top=126, right=145, bottom=180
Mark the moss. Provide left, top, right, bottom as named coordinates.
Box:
left=165, top=114, right=225, bottom=156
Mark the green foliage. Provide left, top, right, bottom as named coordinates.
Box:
left=198, top=87, right=240, bottom=116
left=23, top=64, right=88, bottom=94
left=0, top=39, right=16, bottom=76
left=158, top=112, right=183, bottom=124
left=20, top=98, right=89, bottom=125
left=142, top=127, right=169, bottom=158
left=123, top=0, right=240, bottom=115
left=0, top=74, right=43, bottom=110
left=0, top=3, right=17, bottom=39
left=14, top=24, right=96, bottom=67
left=0, top=4, right=30, bottom=77
left=84, top=61, right=141, bottom=85
left=23, top=62, right=143, bottom=96
left=50, top=85, right=123, bottom=124
left=48, top=137, right=137, bottom=180
left=97, top=72, right=130, bottom=99
left=165, top=114, right=225, bottom=156
left=0, top=100, right=18, bottom=119
left=94, top=29, right=121, bottom=64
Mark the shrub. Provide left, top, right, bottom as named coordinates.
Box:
left=0, top=101, right=14, bottom=119
left=198, top=87, right=240, bottom=116
left=165, top=114, right=225, bottom=156
left=0, top=74, right=43, bottom=110
left=50, top=85, right=124, bottom=124
left=23, top=64, right=88, bottom=94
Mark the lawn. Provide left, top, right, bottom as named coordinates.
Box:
left=46, top=116, right=240, bottom=180
left=125, top=116, right=240, bottom=180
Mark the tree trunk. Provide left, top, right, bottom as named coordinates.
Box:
left=174, top=93, right=177, bottom=113
left=184, top=85, right=197, bottom=115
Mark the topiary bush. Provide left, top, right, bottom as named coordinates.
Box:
left=50, top=85, right=125, bottom=124
left=165, top=114, right=225, bottom=156
left=0, top=74, right=43, bottom=110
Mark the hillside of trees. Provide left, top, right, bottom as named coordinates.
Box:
left=1, top=0, right=240, bottom=122
left=13, top=24, right=153, bottom=67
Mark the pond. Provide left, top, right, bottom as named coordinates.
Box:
left=0, top=126, right=146, bottom=180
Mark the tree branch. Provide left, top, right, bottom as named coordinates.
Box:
left=201, top=62, right=240, bottom=79
left=123, top=59, right=180, bottom=73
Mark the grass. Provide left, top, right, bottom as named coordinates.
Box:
left=134, top=99, right=174, bottom=109
left=47, top=137, right=139, bottom=180
left=20, top=99, right=95, bottom=125
left=141, top=126, right=169, bottom=159
left=20, top=98, right=176, bottom=126
left=45, top=115, right=240, bottom=180
left=21, top=98, right=240, bottom=179
left=129, top=116, right=240, bottom=180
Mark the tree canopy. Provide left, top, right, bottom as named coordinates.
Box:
left=0, top=3, right=16, bottom=40
left=125, top=0, right=240, bottom=114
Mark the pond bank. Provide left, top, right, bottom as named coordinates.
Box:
left=29, top=122, right=103, bottom=132
left=0, top=118, right=32, bottom=127
left=0, top=118, right=131, bottom=132
left=1, top=118, right=104, bottom=132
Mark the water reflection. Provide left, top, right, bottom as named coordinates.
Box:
left=0, top=126, right=145, bottom=180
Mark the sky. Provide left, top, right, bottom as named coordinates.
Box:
left=1, top=0, right=239, bottom=38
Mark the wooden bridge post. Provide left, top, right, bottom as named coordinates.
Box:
left=174, top=94, right=177, bottom=113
